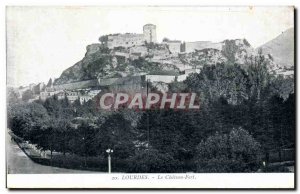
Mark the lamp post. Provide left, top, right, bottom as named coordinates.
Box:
left=106, top=149, right=113, bottom=173
left=82, top=137, right=87, bottom=167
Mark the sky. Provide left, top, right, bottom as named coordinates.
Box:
left=6, top=6, right=294, bottom=87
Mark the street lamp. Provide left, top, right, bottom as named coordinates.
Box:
left=106, top=149, right=113, bottom=173
left=82, top=137, right=86, bottom=166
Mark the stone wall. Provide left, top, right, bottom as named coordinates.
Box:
left=129, top=45, right=148, bottom=57
left=102, top=76, right=144, bottom=95
left=106, top=24, right=157, bottom=49
left=145, top=75, right=176, bottom=83
left=166, top=41, right=181, bottom=53
left=185, top=41, right=223, bottom=53
left=53, top=79, right=98, bottom=90
left=107, top=33, right=145, bottom=49
left=98, top=77, right=120, bottom=86
left=177, top=74, right=189, bottom=82
left=86, top=44, right=102, bottom=55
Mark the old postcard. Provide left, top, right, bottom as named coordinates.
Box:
left=6, top=6, right=295, bottom=189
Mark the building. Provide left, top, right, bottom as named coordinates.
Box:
left=66, top=91, right=80, bottom=103
left=143, top=24, right=157, bottom=43
left=106, top=24, right=157, bottom=49
left=184, top=68, right=201, bottom=74
left=184, top=41, right=223, bottom=53
left=79, top=89, right=101, bottom=104
left=39, top=89, right=64, bottom=101
left=164, top=40, right=181, bottom=53
left=107, top=33, right=145, bottom=49
left=88, top=89, right=101, bottom=97
left=129, top=45, right=148, bottom=57
left=275, top=69, right=294, bottom=78
left=40, top=91, right=50, bottom=101
left=28, top=96, right=40, bottom=103
left=29, top=83, right=36, bottom=91
left=79, top=95, right=93, bottom=104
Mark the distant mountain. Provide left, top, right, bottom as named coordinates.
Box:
left=257, top=28, right=294, bottom=68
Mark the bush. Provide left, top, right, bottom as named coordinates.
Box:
left=195, top=127, right=262, bottom=172
left=127, top=149, right=183, bottom=173
left=31, top=154, right=130, bottom=172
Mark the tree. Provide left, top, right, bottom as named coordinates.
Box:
left=99, top=35, right=108, bottom=44
left=245, top=52, right=271, bottom=102
left=136, top=109, right=204, bottom=171
left=21, top=89, right=33, bottom=102
left=99, top=113, right=136, bottom=159
left=270, top=75, right=294, bottom=100
left=7, top=88, right=20, bottom=105
left=70, top=121, right=99, bottom=166
left=221, top=40, right=239, bottom=63
left=8, top=102, right=50, bottom=140
left=43, top=95, right=61, bottom=117
left=162, top=37, right=170, bottom=42
left=72, top=98, right=82, bottom=116
left=195, top=127, right=261, bottom=172
left=52, top=118, right=73, bottom=156
left=184, top=63, right=249, bottom=105
left=127, top=149, right=182, bottom=173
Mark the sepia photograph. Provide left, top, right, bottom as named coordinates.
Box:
left=5, top=6, right=295, bottom=189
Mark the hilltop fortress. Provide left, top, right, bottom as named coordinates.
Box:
left=103, top=24, right=222, bottom=53
left=14, top=24, right=293, bottom=104
left=13, top=24, right=257, bottom=103
left=105, top=24, right=157, bottom=49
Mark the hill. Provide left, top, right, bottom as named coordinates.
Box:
left=53, top=38, right=263, bottom=85
left=257, top=28, right=294, bottom=68
left=54, top=44, right=180, bottom=85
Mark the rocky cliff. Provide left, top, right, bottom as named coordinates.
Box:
left=54, top=44, right=180, bottom=85
left=179, top=39, right=255, bottom=68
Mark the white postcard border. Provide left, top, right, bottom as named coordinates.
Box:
left=7, top=173, right=294, bottom=189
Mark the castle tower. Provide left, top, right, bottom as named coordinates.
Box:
left=143, top=24, right=157, bottom=43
